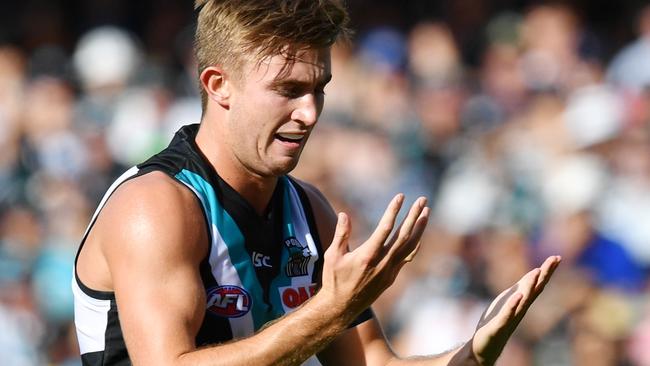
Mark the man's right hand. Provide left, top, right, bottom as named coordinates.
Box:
left=318, top=194, right=430, bottom=323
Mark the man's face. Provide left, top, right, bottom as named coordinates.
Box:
left=224, top=47, right=331, bottom=177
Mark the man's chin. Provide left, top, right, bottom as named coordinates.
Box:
left=267, top=157, right=300, bottom=176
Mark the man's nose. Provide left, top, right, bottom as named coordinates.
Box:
left=291, top=93, right=320, bottom=126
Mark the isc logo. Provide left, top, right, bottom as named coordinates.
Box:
left=279, top=284, right=317, bottom=312
left=206, top=285, right=252, bottom=318
left=252, top=251, right=272, bottom=268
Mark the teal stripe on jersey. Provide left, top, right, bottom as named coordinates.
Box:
left=174, top=169, right=270, bottom=330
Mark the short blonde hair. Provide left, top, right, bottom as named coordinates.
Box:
left=194, top=0, right=351, bottom=111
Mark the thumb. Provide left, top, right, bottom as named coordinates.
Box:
left=330, top=212, right=351, bottom=256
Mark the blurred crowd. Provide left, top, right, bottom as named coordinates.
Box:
left=2, top=1, right=650, bottom=365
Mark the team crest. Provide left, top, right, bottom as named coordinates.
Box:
left=284, top=236, right=312, bottom=277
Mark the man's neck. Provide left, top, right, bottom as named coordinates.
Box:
left=195, top=121, right=277, bottom=216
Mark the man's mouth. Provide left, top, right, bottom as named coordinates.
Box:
left=275, top=132, right=304, bottom=143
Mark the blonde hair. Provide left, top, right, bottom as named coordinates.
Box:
left=194, top=0, right=351, bottom=111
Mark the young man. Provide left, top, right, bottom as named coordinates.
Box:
left=72, top=1, right=560, bottom=365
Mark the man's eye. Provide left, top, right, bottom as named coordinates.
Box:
left=277, top=86, right=326, bottom=98
left=279, top=87, right=302, bottom=98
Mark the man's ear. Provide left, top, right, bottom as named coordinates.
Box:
left=200, top=66, right=231, bottom=109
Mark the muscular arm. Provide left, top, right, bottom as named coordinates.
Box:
left=96, top=173, right=429, bottom=366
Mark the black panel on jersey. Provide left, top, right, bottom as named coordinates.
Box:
left=102, top=300, right=130, bottom=365
left=212, top=173, right=285, bottom=310
left=80, top=351, right=104, bottom=366
left=198, top=256, right=218, bottom=297
left=350, top=308, right=374, bottom=328
left=196, top=307, right=233, bottom=346
left=196, top=256, right=233, bottom=346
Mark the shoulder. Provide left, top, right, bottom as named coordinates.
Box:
left=96, top=170, right=209, bottom=265
left=289, top=178, right=337, bottom=249
left=105, top=170, right=201, bottom=224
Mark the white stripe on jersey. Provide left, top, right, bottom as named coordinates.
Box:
left=72, top=278, right=111, bottom=354
left=286, top=180, right=320, bottom=290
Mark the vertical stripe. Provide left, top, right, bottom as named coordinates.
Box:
left=72, top=278, right=111, bottom=354
left=175, top=169, right=268, bottom=334
left=268, top=178, right=296, bottom=316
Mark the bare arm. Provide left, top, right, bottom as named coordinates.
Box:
left=298, top=181, right=561, bottom=366
left=98, top=173, right=429, bottom=366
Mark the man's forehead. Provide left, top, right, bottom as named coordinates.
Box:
left=265, top=47, right=330, bottom=64
left=250, top=48, right=331, bottom=82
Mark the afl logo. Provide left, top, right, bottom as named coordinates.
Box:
left=206, top=285, right=252, bottom=318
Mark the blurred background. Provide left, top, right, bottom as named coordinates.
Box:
left=2, top=0, right=650, bottom=365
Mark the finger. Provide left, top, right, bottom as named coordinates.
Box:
left=329, top=212, right=351, bottom=256
left=395, top=206, right=430, bottom=262
left=403, top=240, right=421, bottom=263
left=533, top=255, right=562, bottom=295
left=385, top=198, right=427, bottom=259
left=363, top=194, right=405, bottom=256
left=515, top=268, right=540, bottom=314
left=388, top=197, right=427, bottom=246
left=536, top=255, right=561, bottom=287
left=500, top=292, right=523, bottom=327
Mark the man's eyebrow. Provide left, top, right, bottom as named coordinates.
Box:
left=270, top=73, right=333, bottom=88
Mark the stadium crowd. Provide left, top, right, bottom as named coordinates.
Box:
left=1, top=1, right=650, bottom=365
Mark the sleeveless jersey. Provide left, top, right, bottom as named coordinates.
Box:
left=72, top=124, right=371, bottom=365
